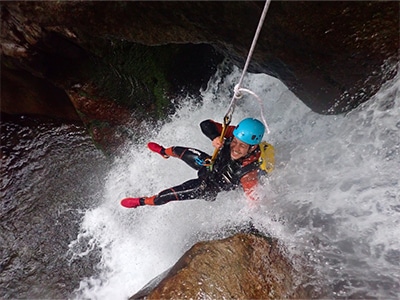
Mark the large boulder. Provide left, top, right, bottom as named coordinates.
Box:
left=131, top=233, right=314, bottom=299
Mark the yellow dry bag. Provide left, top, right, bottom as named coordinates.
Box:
left=258, top=141, right=275, bottom=173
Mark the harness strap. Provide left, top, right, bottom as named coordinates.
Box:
left=234, top=160, right=261, bottom=180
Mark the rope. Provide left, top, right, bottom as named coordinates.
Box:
left=210, top=0, right=271, bottom=167
left=223, top=0, right=272, bottom=126
left=236, top=87, right=271, bottom=134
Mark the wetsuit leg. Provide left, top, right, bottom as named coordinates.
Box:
left=169, top=147, right=211, bottom=171
left=151, top=178, right=217, bottom=205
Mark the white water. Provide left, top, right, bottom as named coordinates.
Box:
left=70, top=66, right=400, bottom=299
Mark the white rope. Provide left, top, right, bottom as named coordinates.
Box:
left=236, top=87, right=271, bottom=134
left=236, top=0, right=271, bottom=94
left=224, top=0, right=272, bottom=133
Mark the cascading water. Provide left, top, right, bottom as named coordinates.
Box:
left=68, top=66, right=399, bottom=299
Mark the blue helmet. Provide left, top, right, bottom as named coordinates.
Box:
left=233, top=118, right=265, bottom=145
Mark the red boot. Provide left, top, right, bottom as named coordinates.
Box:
left=121, top=197, right=141, bottom=208
left=147, top=142, right=169, bottom=159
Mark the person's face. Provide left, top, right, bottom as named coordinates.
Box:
left=230, top=137, right=251, bottom=160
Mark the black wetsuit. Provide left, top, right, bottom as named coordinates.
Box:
left=144, top=120, right=260, bottom=205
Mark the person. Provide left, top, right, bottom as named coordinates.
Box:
left=120, top=118, right=267, bottom=208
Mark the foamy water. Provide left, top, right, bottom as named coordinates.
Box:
left=70, top=66, right=400, bottom=299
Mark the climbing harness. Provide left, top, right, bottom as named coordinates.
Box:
left=209, top=0, right=272, bottom=168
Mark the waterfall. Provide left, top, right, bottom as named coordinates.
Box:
left=70, top=66, right=400, bottom=299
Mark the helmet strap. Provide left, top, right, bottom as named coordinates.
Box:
left=245, top=145, right=258, bottom=157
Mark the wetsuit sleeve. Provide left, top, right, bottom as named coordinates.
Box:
left=240, top=169, right=259, bottom=201
left=200, top=119, right=236, bottom=140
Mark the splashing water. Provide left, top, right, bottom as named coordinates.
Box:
left=70, top=66, right=400, bottom=299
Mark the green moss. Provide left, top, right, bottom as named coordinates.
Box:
left=89, top=40, right=177, bottom=119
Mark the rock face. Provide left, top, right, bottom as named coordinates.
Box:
left=1, top=67, right=80, bottom=121
left=132, top=233, right=312, bottom=300
left=1, top=1, right=398, bottom=152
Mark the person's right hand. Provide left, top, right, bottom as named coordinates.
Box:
left=212, top=137, right=223, bottom=149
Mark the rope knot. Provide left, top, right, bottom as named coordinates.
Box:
left=233, top=84, right=243, bottom=99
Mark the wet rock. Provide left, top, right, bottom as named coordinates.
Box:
left=65, top=82, right=138, bottom=154
left=2, top=1, right=398, bottom=114
left=131, top=233, right=312, bottom=299
left=1, top=67, right=79, bottom=121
